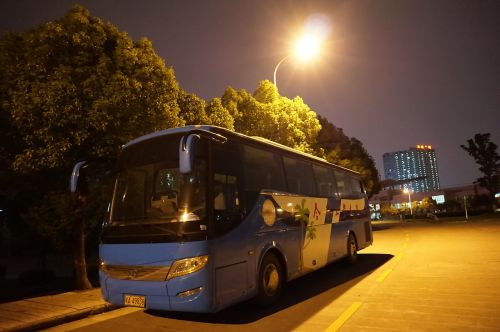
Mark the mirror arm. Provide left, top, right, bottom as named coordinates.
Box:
left=70, top=161, right=88, bottom=193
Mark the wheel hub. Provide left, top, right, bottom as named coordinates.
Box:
left=263, top=264, right=279, bottom=295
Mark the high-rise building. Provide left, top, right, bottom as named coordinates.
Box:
left=383, top=145, right=440, bottom=192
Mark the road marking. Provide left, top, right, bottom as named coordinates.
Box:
left=396, top=252, right=404, bottom=261
left=376, top=268, right=393, bottom=283
left=325, top=302, right=362, bottom=332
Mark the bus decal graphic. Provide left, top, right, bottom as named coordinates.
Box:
left=294, top=198, right=309, bottom=223
left=294, top=199, right=317, bottom=247
left=269, top=194, right=369, bottom=271
left=313, top=203, right=321, bottom=220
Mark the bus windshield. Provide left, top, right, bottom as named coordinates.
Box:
left=105, top=135, right=208, bottom=242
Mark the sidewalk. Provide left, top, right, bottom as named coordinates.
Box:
left=0, top=288, right=117, bottom=331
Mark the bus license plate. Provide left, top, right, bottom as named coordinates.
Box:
left=124, top=294, right=146, bottom=308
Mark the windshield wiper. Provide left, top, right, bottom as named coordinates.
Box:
left=147, top=223, right=186, bottom=240
left=105, top=221, right=186, bottom=240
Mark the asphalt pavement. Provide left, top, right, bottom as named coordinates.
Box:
left=0, top=217, right=492, bottom=331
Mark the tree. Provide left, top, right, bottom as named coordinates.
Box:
left=420, top=197, right=437, bottom=212
left=220, top=81, right=379, bottom=195
left=221, top=80, right=321, bottom=153
left=177, top=91, right=233, bottom=129
left=460, top=133, right=500, bottom=211
left=316, top=116, right=380, bottom=196
left=0, top=5, right=183, bottom=288
left=177, top=91, right=208, bottom=125
left=205, top=97, right=234, bottom=130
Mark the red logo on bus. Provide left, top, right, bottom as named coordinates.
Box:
left=313, top=203, right=321, bottom=220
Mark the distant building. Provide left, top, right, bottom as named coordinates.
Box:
left=368, top=183, right=497, bottom=220
left=383, top=145, right=440, bottom=192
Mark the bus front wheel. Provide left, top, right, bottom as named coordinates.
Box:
left=345, top=233, right=358, bottom=265
left=256, top=253, right=283, bottom=306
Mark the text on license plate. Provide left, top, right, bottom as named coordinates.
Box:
left=124, top=294, right=146, bottom=308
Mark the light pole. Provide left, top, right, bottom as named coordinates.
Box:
left=403, top=188, right=413, bottom=216
left=464, top=195, right=469, bottom=221
left=273, top=55, right=290, bottom=89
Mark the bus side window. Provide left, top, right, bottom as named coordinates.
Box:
left=213, top=142, right=242, bottom=235
left=312, top=164, right=336, bottom=197
left=334, top=170, right=352, bottom=197
left=214, top=174, right=239, bottom=211
left=283, top=156, right=316, bottom=196
left=348, top=176, right=364, bottom=194
left=242, top=144, right=286, bottom=209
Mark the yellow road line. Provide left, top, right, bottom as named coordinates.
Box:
left=376, top=268, right=393, bottom=283
left=396, top=252, right=404, bottom=261
left=325, top=302, right=362, bottom=332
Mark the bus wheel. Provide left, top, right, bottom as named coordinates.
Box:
left=346, top=233, right=358, bottom=265
left=256, top=253, right=283, bottom=306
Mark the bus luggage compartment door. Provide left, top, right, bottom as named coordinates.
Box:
left=215, top=261, right=247, bottom=307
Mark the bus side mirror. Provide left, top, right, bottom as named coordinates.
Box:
left=179, top=130, right=227, bottom=174
left=179, top=134, right=200, bottom=174
left=70, top=161, right=89, bottom=194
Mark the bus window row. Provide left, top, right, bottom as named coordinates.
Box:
left=239, top=143, right=364, bottom=198
left=211, top=140, right=365, bottom=236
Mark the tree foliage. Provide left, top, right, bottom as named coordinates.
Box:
left=316, top=115, right=380, bottom=196
left=205, top=97, right=234, bottom=129
left=460, top=133, right=500, bottom=209
left=222, top=80, right=321, bottom=153
left=0, top=5, right=182, bottom=173
left=0, top=5, right=381, bottom=290
left=177, top=92, right=233, bottom=130
left=221, top=82, right=379, bottom=195
left=0, top=5, right=183, bottom=288
left=177, top=91, right=208, bottom=125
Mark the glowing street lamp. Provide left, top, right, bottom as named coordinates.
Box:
left=273, top=35, right=322, bottom=89
left=273, top=14, right=331, bottom=89
left=403, top=188, right=413, bottom=216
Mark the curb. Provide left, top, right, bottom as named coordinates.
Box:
left=7, top=303, right=119, bottom=332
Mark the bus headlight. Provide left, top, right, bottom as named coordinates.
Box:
left=166, top=255, right=208, bottom=281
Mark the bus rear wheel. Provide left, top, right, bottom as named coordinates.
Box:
left=345, top=233, right=358, bottom=265
left=256, top=253, right=283, bottom=306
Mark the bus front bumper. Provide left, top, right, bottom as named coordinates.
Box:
left=100, top=270, right=214, bottom=312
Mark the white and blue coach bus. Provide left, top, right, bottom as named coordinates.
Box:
left=71, top=125, right=372, bottom=313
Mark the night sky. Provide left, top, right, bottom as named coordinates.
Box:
left=1, top=0, right=499, bottom=188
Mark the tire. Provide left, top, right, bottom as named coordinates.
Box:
left=256, top=253, right=283, bottom=306
left=345, top=232, right=358, bottom=265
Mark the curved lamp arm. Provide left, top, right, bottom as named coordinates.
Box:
left=273, top=55, right=290, bottom=89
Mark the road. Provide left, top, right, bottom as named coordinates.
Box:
left=47, top=220, right=500, bottom=331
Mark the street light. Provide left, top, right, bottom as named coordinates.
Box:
left=273, top=16, right=330, bottom=89
left=273, top=35, right=321, bottom=89
left=403, top=188, right=413, bottom=216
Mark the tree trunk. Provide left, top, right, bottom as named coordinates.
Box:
left=73, top=217, right=92, bottom=290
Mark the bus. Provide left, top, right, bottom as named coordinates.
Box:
left=71, top=125, right=372, bottom=313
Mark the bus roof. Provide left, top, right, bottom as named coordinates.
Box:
left=124, top=125, right=360, bottom=175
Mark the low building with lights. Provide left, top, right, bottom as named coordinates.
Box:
left=383, top=145, right=440, bottom=193
left=369, top=183, right=497, bottom=219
